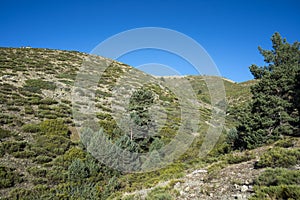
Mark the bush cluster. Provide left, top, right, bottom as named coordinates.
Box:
left=250, top=168, right=300, bottom=200
left=0, top=166, right=22, bottom=188
left=255, top=147, right=300, bottom=168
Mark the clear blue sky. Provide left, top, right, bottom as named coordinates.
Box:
left=1, top=0, right=299, bottom=82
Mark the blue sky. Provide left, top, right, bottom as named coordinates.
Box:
left=1, top=0, right=299, bottom=82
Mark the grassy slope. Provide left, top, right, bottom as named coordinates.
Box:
left=1, top=47, right=297, bottom=199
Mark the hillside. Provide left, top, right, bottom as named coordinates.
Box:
left=0, top=47, right=299, bottom=200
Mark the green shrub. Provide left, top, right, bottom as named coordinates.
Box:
left=255, top=147, right=300, bottom=168
left=22, top=123, right=41, bottom=133
left=40, top=98, right=58, bottom=105
left=24, top=105, right=35, bottom=114
left=226, top=128, right=238, bottom=146
left=84, top=156, right=101, bottom=180
left=250, top=168, right=300, bottom=200
left=145, top=187, right=174, bottom=200
left=200, top=95, right=211, bottom=104
left=0, top=113, right=14, bottom=124
left=149, top=138, right=164, bottom=152
left=226, top=151, right=254, bottom=164
left=254, top=168, right=300, bottom=186
left=39, top=119, right=69, bottom=137
left=56, top=73, right=76, bottom=80
left=7, top=106, right=21, bottom=112
left=0, top=166, right=22, bottom=188
left=65, top=155, right=102, bottom=184
left=52, top=182, right=100, bottom=200
left=68, top=159, right=89, bottom=182
left=208, top=142, right=232, bottom=157
left=274, top=138, right=295, bottom=148
left=23, top=79, right=56, bottom=93
left=12, top=150, right=36, bottom=158
left=8, top=184, right=50, bottom=199
left=96, top=112, right=113, bottom=120
left=34, top=155, right=53, bottom=164
left=0, top=144, right=4, bottom=157
left=95, top=103, right=112, bottom=112
left=98, top=119, right=118, bottom=138
left=28, top=166, right=47, bottom=177
left=30, top=146, right=50, bottom=157
left=33, top=134, right=71, bottom=156
left=32, top=177, right=48, bottom=185
left=2, top=141, right=27, bottom=154
left=95, top=89, right=112, bottom=98
left=46, top=166, right=67, bottom=184
left=0, top=127, right=12, bottom=139
left=119, top=163, right=184, bottom=192
left=101, top=176, right=121, bottom=199
left=25, top=119, right=71, bottom=157
left=54, top=147, right=86, bottom=168
left=250, top=185, right=300, bottom=200
left=28, top=97, right=43, bottom=105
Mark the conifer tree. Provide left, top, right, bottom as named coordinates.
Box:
left=235, top=33, right=300, bottom=149
left=128, top=87, right=156, bottom=140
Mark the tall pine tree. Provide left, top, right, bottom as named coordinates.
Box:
left=235, top=33, right=300, bottom=149
left=128, top=87, right=156, bottom=140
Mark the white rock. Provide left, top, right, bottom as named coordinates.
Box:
left=190, top=193, right=196, bottom=197
left=248, top=185, right=254, bottom=192
left=174, top=182, right=181, bottom=189
left=185, top=187, right=190, bottom=192
left=192, top=169, right=207, bottom=174
left=234, top=184, right=239, bottom=190
left=241, top=185, right=248, bottom=192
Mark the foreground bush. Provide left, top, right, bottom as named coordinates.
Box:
left=250, top=168, right=300, bottom=200
left=145, top=187, right=174, bottom=200
left=254, top=168, right=300, bottom=186
left=255, top=147, right=300, bottom=168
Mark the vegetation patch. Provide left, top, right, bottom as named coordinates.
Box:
left=145, top=186, right=174, bottom=200
left=226, top=151, right=254, bottom=164
left=250, top=168, right=300, bottom=200
left=0, top=127, right=13, bottom=140
left=255, top=147, right=300, bottom=168
left=23, top=79, right=56, bottom=93
left=0, top=166, right=22, bottom=189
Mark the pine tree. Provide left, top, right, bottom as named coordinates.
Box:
left=128, top=87, right=156, bottom=140
left=235, top=33, right=300, bottom=149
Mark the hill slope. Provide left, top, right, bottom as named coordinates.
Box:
left=2, top=47, right=298, bottom=199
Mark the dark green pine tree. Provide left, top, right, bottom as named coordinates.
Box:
left=128, top=87, right=156, bottom=140
left=235, top=33, right=300, bottom=149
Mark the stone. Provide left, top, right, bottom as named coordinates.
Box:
left=241, top=185, right=248, bottom=192
left=248, top=185, right=254, bottom=192
left=174, top=182, right=181, bottom=189
left=234, top=184, right=239, bottom=190
left=192, top=169, right=208, bottom=174
left=184, top=186, right=190, bottom=192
